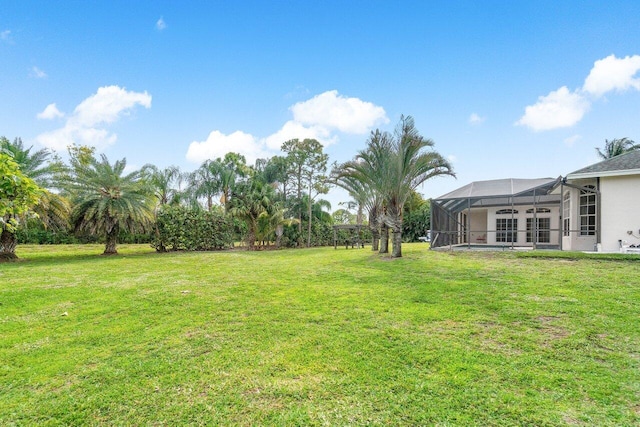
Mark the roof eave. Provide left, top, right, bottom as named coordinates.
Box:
left=567, top=168, right=640, bottom=180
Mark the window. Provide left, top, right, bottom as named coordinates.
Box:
left=527, top=217, right=551, bottom=243
left=579, top=185, right=596, bottom=236
left=496, top=209, right=518, bottom=215
left=526, top=208, right=551, bottom=214
left=563, top=191, right=570, bottom=237
left=496, top=218, right=517, bottom=242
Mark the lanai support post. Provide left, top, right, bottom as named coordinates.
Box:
left=533, top=188, right=537, bottom=250
left=467, top=197, right=471, bottom=249
left=511, top=196, right=515, bottom=250
left=559, top=181, right=564, bottom=250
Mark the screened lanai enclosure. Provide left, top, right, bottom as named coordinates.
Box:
left=430, top=178, right=565, bottom=250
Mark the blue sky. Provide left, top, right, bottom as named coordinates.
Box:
left=2, top=1, right=640, bottom=208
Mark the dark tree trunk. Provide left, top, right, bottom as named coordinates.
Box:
left=369, top=208, right=380, bottom=251
left=154, top=218, right=167, bottom=253
left=371, top=227, right=380, bottom=251
left=103, top=222, right=119, bottom=255
left=0, top=228, right=18, bottom=260
left=246, top=227, right=256, bottom=250
left=379, top=224, right=389, bottom=254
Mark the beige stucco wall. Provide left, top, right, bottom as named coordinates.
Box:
left=469, top=209, right=487, bottom=243
left=561, top=179, right=598, bottom=251
left=600, top=175, right=640, bottom=252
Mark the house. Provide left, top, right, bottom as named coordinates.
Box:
left=430, top=150, right=640, bottom=252
left=563, top=150, right=640, bottom=252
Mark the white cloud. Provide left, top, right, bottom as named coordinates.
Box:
left=263, top=120, right=336, bottom=150
left=36, top=85, right=151, bottom=151
left=563, top=134, right=581, bottom=147
left=447, top=154, right=457, bottom=163
left=0, top=30, right=11, bottom=42
left=518, top=54, right=640, bottom=132
left=290, top=90, right=388, bottom=134
left=187, top=90, right=387, bottom=164
left=468, top=113, right=485, bottom=125
left=516, top=86, right=589, bottom=132
left=583, top=54, right=640, bottom=97
left=186, top=130, right=269, bottom=165
left=72, top=85, right=151, bottom=127
left=37, top=103, right=64, bottom=120
left=30, top=66, right=47, bottom=79
left=156, top=17, right=166, bottom=31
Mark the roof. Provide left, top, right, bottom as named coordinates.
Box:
left=567, top=150, right=640, bottom=179
left=435, top=177, right=560, bottom=200
left=433, top=177, right=562, bottom=213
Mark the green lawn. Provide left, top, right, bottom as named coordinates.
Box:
left=1, top=244, right=639, bottom=426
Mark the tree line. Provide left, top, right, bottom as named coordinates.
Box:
left=1, top=116, right=449, bottom=260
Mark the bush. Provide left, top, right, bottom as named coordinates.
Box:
left=151, top=205, right=234, bottom=252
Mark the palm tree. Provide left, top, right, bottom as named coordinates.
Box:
left=1, top=152, right=43, bottom=259
left=383, top=116, right=454, bottom=257
left=67, top=154, right=154, bottom=255
left=336, top=116, right=454, bottom=257
left=188, top=160, right=222, bottom=211
left=0, top=137, right=70, bottom=256
left=336, top=129, right=394, bottom=253
left=596, top=138, right=638, bottom=159
left=0, top=137, right=57, bottom=187
left=142, top=165, right=182, bottom=207
left=229, top=178, right=276, bottom=250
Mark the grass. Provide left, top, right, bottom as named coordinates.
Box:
left=1, top=244, right=639, bottom=426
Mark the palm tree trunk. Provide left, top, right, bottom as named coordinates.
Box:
left=275, top=224, right=283, bottom=249
left=371, top=227, right=380, bottom=251
left=153, top=209, right=167, bottom=253
left=379, top=223, right=389, bottom=254
left=246, top=226, right=256, bottom=250
left=388, top=205, right=403, bottom=258
left=307, top=190, right=313, bottom=248
left=391, top=227, right=402, bottom=257
left=0, top=228, right=18, bottom=260
left=104, top=222, right=119, bottom=255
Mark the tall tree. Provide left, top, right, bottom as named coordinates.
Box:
left=335, top=116, right=454, bottom=257
left=281, top=138, right=329, bottom=247
left=188, top=153, right=247, bottom=212
left=595, top=138, right=638, bottom=159
left=262, top=155, right=290, bottom=203
left=0, top=137, right=56, bottom=187
left=219, top=153, right=249, bottom=212
left=66, top=154, right=154, bottom=255
left=0, top=137, right=70, bottom=249
left=382, top=116, right=454, bottom=257
left=1, top=152, right=43, bottom=259
left=142, top=165, right=182, bottom=207
left=229, top=178, right=276, bottom=250
left=189, top=160, right=222, bottom=211
left=335, top=130, right=393, bottom=253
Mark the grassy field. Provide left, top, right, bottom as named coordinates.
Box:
left=1, top=244, right=639, bottom=426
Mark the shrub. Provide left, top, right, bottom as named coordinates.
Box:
left=151, top=205, right=234, bottom=252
